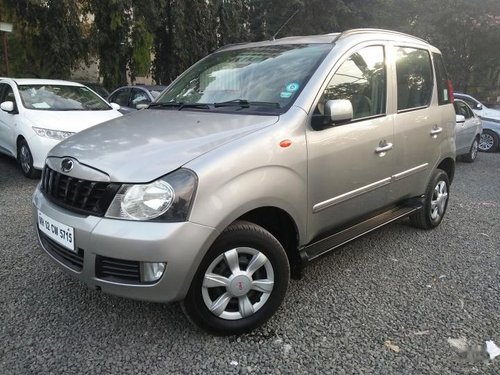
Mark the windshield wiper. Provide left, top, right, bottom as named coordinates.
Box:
left=214, top=99, right=280, bottom=109
left=148, top=102, right=210, bottom=110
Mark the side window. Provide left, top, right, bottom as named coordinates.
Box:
left=130, top=88, right=151, bottom=107
left=396, top=47, right=433, bottom=111
left=454, top=101, right=471, bottom=119
left=319, top=45, right=386, bottom=120
left=432, top=53, right=451, bottom=105
left=110, top=89, right=131, bottom=107
left=461, top=97, right=478, bottom=109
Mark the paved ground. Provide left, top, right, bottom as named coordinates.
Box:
left=1, top=152, right=499, bottom=374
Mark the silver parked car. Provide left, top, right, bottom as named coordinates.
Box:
left=33, top=29, right=456, bottom=335
left=453, top=99, right=482, bottom=162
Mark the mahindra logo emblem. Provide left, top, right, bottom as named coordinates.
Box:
left=238, top=282, right=244, bottom=290
left=61, top=159, right=74, bottom=173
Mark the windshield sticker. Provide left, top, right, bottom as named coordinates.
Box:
left=285, top=82, right=300, bottom=92
left=280, top=91, right=293, bottom=99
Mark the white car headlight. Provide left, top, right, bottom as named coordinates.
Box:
left=105, top=169, right=197, bottom=222
left=32, top=127, right=75, bottom=140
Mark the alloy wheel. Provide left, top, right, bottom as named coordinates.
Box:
left=479, top=133, right=494, bottom=151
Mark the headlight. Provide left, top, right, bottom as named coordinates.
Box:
left=32, top=127, right=75, bottom=140
left=105, top=169, right=197, bottom=222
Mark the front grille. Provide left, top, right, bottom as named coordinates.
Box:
left=95, top=256, right=141, bottom=284
left=39, top=231, right=84, bottom=272
left=41, top=166, right=120, bottom=216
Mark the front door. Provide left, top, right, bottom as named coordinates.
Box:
left=306, top=44, right=394, bottom=242
left=0, top=83, right=18, bottom=156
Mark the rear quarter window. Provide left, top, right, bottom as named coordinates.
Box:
left=433, top=53, right=451, bottom=105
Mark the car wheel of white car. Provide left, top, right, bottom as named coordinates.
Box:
left=182, top=220, right=290, bottom=335
left=463, top=137, right=479, bottom=163
left=479, top=130, right=499, bottom=153
left=410, top=169, right=449, bottom=229
left=17, top=140, right=38, bottom=179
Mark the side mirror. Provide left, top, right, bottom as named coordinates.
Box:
left=325, top=99, right=353, bottom=123
left=476, top=103, right=483, bottom=110
left=110, top=102, right=121, bottom=111
left=312, top=99, right=354, bottom=130
left=0, top=101, right=15, bottom=113
left=455, top=114, right=465, bottom=124
left=136, top=103, right=149, bottom=110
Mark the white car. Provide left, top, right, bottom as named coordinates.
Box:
left=0, top=78, right=122, bottom=177
left=454, top=99, right=483, bottom=162
left=454, top=93, right=500, bottom=122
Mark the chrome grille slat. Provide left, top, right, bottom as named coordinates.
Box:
left=40, top=166, right=119, bottom=216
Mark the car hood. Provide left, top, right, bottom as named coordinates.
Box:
left=49, top=109, right=279, bottom=182
left=477, top=107, right=500, bottom=121
left=24, top=108, right=122, bottom=132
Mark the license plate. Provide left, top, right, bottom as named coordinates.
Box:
left=38, top=211, right=75, bottom=252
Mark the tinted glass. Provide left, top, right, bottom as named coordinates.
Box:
left=454, top=101, right=472, bottom=119
left=158, top=44, right=333, bottom=114
left=396, top=47, right=433, bottom=111
left=432, top=53, right=451, bottom=105
left=131, top=88, right=151, bottom=106
left=319, top=45, right=386, bottom=120
left=19, top=85, right=110, bottom=111
left=111, top=89, right=131, bottom=107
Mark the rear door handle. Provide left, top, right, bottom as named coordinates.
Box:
left=430, top=127, right=443, bottom=136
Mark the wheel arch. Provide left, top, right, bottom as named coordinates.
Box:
left=235, top=206, right=303, bottom=279
left=437, top=157, right=455, bottom=184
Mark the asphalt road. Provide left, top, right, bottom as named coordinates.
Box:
left=1, top=152, right=499, bottom=374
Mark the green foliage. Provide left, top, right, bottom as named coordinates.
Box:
left=0, top=0, right=88, bottom=78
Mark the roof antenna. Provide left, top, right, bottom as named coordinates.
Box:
left=271, top=6, right=302, bottom=41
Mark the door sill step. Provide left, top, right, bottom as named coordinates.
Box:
left=301, top=204, right=422, bottom=262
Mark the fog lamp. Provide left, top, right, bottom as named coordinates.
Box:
left=141, top=262, right=166, bottom=282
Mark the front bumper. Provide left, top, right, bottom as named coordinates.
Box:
left=33, top=186, right=219, bottom=303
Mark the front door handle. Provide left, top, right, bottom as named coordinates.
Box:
left=375, top=142, right=393, bottom=155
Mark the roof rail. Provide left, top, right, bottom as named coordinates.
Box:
left=338, top=28, right=428, bottom=44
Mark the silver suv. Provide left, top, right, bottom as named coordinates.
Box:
left=33, top=29, right=456, bottom=335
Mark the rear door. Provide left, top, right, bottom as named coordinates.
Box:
left=390, top=45, right=452, bottom=201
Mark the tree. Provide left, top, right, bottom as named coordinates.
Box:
left=0, top=0, right=88, bottom=78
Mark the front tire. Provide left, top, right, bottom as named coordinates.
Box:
left=462, top=137, right=479, bottom=163
left=479, top=130, right=499, bottom=153
left=410, top=169, right=450, bottom=229
left=17, top=140, right=39, bottom=179
left=182, top=221, right=290, bottom=335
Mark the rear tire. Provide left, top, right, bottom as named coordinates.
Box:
left=479, top=130, right=499, bottom=153
left=410, top=169, right=450, bottom=229
left=462, top=137, right=479, bottom=163
left=182, top=220, right=290, bottom=335
left=17, top=139, right=39, bottom=179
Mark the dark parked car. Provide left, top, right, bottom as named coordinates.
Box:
left=76, top=81, right=110, bottom=99
left=108, top=85, right=167, bottom=114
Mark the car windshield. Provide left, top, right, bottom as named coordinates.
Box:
left=18, top=84, right=111, bottom=111
left=157, top=43, right=333, bottom=113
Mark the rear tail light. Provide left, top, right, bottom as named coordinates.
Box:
left=447, top=80, right=454, bottom=102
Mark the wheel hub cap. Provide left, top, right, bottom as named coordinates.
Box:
left=229, top=275, right=252, bottom=296
left=201, top=247, right=275, bottom=320
left=430, top=181, right=448, bottom=220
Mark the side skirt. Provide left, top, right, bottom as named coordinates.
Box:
left=300, top=203, right=422, bottom=262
